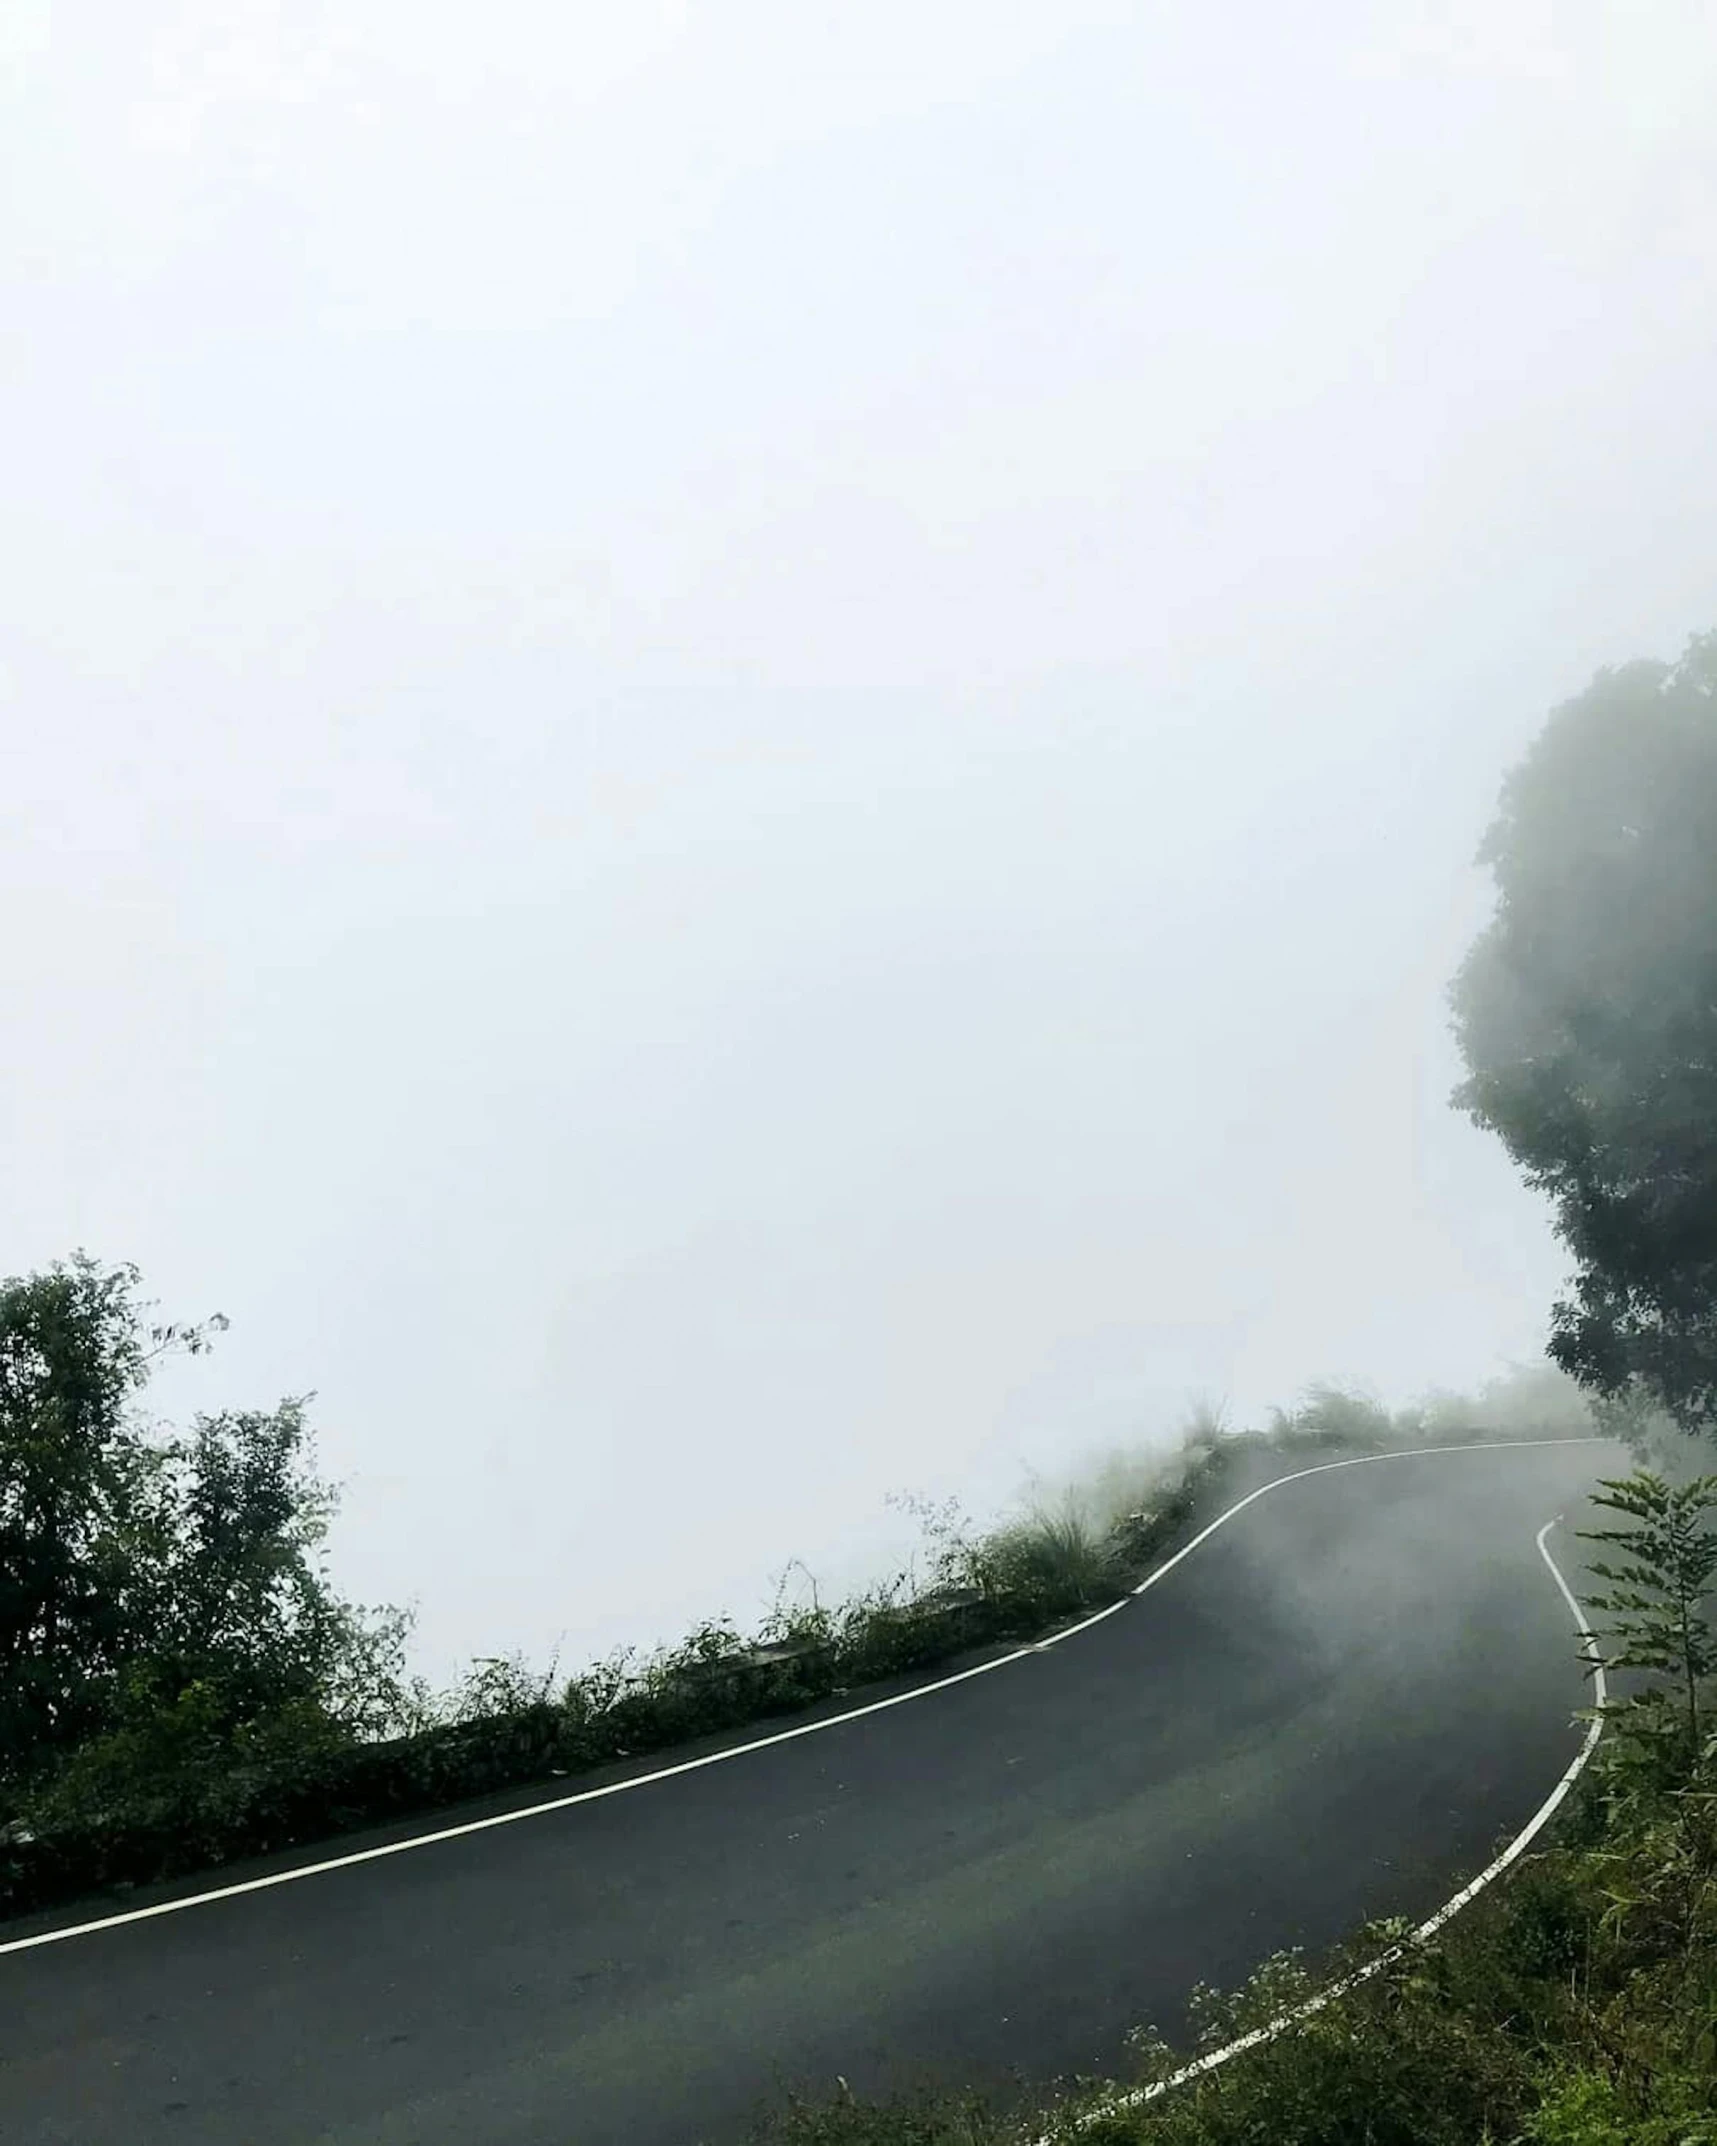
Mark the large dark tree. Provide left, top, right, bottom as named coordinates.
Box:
left=0, top=1253, right=404, bottom=1792
left=0, top=1256, right=206, bottom=1767
left=1451, top=630, right=1717, bottom=1435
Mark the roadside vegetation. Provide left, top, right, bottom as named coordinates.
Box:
left=0, top=1252, right=1609, bottom=1923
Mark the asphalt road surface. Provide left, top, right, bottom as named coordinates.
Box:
left=1, top=1438, right=1625, bottom=2146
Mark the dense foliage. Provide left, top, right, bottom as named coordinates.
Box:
left=0, top=1253, right=407, bottom=1811
left=1452, top=628, right=1717, bottom=1436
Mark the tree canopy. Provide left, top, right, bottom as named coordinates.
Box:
left=0, top=1253, right=405, bottom=1795
left=1451, top=630, right=1717, bottom=1436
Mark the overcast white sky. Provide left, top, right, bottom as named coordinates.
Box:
left=3, top=2, right=1714, bottom=1685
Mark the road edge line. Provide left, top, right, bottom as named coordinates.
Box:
left=0, top=1435, right=1611, bottom=1957
left=1030, top=1508, right=1608, bottom=2141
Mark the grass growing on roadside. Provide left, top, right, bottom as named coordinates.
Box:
left=979, top=1502, right=1120, bottom=1608
left=1, top=1369, right=1610, bottom=1922
left=0, top=1403, right=1240, bottom=1915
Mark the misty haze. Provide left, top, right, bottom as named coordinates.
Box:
left=4, top=8, right=1716, bottom=2145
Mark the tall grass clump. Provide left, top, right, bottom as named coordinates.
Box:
left=978, top=1500, right=1120, bottom=1611
left=1223, top=1362, right=1606, bottom=1461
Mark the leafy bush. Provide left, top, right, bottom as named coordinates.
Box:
left=977, top=1503, right=1120, bottom=1610
left=0, top=1255, right=410, bottom=1807
left=1264, top=1382, right=1403, bottom=1450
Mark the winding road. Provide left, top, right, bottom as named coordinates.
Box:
left=0, top=1437, right=1623, bottom=2146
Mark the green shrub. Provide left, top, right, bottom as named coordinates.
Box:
left=1264, top=1382, right=1402, bottom=1450
left=978, top=1504, right=1120, bottom=1611
left=1520, top=2065, right=1717, bottom=2146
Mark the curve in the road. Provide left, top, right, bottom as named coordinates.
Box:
left=1041, top=1509, right=1609, bottom=2140
left=0, top=1435, right=1626, bottom=2146
left=0, top=1434, right=1604, bottom=1964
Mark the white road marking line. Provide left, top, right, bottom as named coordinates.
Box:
left=0, top=1435, right=1611, bottom=1958
left=1031, top=1506, right=1609, bottom=2140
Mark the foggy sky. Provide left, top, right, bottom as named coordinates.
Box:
left=4, top=3, right=1714, bottom=1685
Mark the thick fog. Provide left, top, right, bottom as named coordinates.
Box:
left=4, top=4, right=1714, bottom=1686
